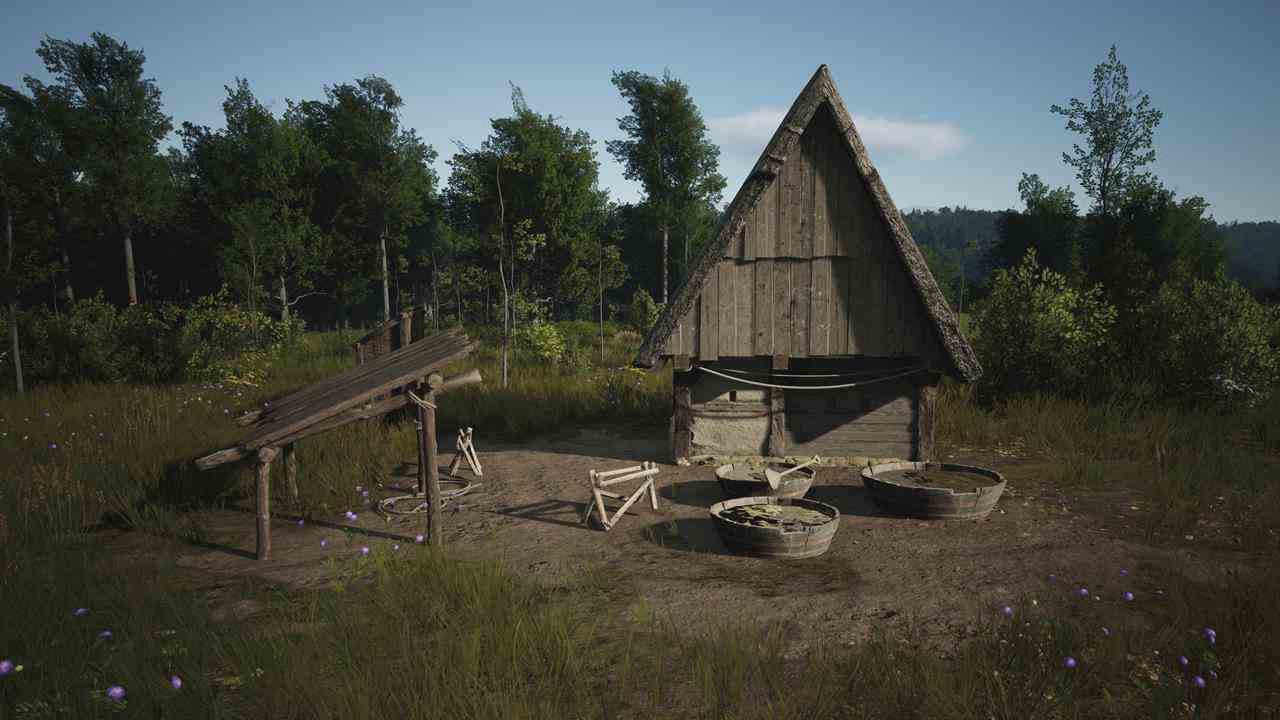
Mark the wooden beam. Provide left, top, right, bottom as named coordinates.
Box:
left=256, top=446, right=279, bottom=561
left=767, top=355, right=788, bottom=457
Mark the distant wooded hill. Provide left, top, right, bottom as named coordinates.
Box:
left=901, top=208, right=1280, bottom=295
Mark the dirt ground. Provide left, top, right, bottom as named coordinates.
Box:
left=99, top=425, right=1267, bottom=654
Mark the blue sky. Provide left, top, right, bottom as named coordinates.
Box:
left=3, top=0, right=1277, bottom=221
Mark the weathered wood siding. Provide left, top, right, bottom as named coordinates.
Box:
left=661, top=103, right=947, bottom=366
left=679, top=358, right=929, bottom=461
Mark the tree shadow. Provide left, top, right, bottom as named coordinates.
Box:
left=657, top=479, right=724, bottom=509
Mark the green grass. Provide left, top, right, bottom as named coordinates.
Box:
left=2, top=324, right=1279, bottom=718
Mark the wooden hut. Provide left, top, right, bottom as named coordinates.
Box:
left=633, top=65, right=981, bottom=465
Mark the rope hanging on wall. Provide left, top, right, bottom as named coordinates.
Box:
left=696, top=363, right=926, bottom=391
left=712, top=364, right=921, bottom=380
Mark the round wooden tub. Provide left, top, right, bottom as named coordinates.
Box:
left=861, top=461, right=1005, bottom=519
left=709, top=496, right=840, bottom=559
left=714, top=462, right=816, bottom=500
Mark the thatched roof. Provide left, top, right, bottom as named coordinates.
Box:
left=633, top=65, right=981, bottom=383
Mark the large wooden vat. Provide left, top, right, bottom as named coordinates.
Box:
left=709, top=496, right=840, bottom=559
left=861, top=461, right=1005, bottom=519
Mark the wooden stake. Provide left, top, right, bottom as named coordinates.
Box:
left=283, top=443, right=299, bottom=502
left=423, top=373, right=443, bottom=547
left=256, top=446, right=279, bottom=560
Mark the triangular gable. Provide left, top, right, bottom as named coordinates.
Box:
left=633, top=65, right=981, bottom=382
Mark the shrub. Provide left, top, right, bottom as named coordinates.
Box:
left=971, top=248, right=1117, bottom=398
left=0, top=289, right=301, bottom=389
left=1124, top=275, right=1279, bottom=405
left=626, top=289, right=661, bottom=336
left=513, top=321, right=567, bottom=364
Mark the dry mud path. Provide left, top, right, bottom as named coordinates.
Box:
left=99, top=426, right=1266, bottom=651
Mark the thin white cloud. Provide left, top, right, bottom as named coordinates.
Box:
left=709, top=106, right=971, bottom=160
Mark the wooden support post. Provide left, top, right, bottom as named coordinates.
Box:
left=256, top=446, right=279, bottom=560
left=399, top=310, right=412, bottom=349
left=914, top=373, right=939, bottom=461
left=283, top=443, right=299, bottom=502
left=767, top=355, right=789, bottom=458
left=423, top=372, right=443, bottom=547
left=672, top=366, right=693, bottom=465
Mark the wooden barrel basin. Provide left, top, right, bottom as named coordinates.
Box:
left=714, top=463, right=816, bottom=500
left=709, top=496, right=840, bottom=559
left=861, top=462, right=1005, bottom=519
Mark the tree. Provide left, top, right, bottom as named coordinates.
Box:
left=607, top=69, right=726, bottom=304
left=0, top=109, right=60, bottom=393
left=1051, top=46, right=1162, bottom=225
left=181, top=79, right=331, bottom=325
left=291, top=76, right=436, bottom=323
left=31, top=33, right=175, bottom=305
left=986, top=173, right=1081, bottom=279
left=0, top=79, right=82, bottom=305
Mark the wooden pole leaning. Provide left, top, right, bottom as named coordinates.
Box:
left=583, top=461, right=661, bottom=531
left=256, top=446, right=279, bottom=560
left=422, top=373, right=442, bottom=547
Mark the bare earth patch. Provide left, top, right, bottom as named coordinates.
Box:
left=95, top=425, right=1271, bottom=655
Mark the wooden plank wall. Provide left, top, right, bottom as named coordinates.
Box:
left=661, top=102, right=947, bottom=364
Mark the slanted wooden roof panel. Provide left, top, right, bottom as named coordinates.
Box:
left=637, top=65, right=980, bottom=382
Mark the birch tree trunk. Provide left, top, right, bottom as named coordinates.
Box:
left=4, top=200, right=22, bottom=394
left=431, top=252, right=440, bottom=330
left=497, top=158, right=509, bottom=388
left=279, top=275, right=289, bottom=325
left=379, top=225, right=390, bottom=323
left=123, top=225, right=138, bottom=305
left=660, top=223, right=669, bottom=305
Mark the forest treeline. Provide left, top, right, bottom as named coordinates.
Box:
left=1, top=36, right=1277, bottom=400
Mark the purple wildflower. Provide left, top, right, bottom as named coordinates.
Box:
left=320, top=539, right=328, bottom=548
left=106, top=685, right=126, bottom=701
left=1178, top=655, right=1189, bottom=668
left=1119, top=568, right=1128, bottom=576
left=1063, top=656, right=1077, bottom=669
left=1209, top=670, right=1218, bottom=680
left=360, top=546, right=370, bottom=556
left=296, top=519, right=305, bottom=527
left=169, top=675, right=183, bottom=690
left=1123, top=591, right=1135, bottom=602
left=1192, top=675, right=1206, bottom=688
left=98, top=630, right=112, bottom=639
left=0, top=659, right=13, bottom=675
left=48, top=443, right=57, bottom=450
left=393, top=544, right=400, bottom=551
left=73, top=607, right=88, bottom=616
left=344, top=511, right=357, bottom=521
left=1001, top=605, right=1014, bottom=618
left=1077, top=587, right=1089, bottom=598
left=415, top=534, right=425, bottom=544
left=1048, top=573, right=1057, bottom=582
left=1102, top=627, right=1111, bottom=637
left=1203, top=626, right=1217, bottom=639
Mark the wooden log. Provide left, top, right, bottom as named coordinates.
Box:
left=596, top=464, right=645, bottom=479
left=283, top=443, right=298, bottom=502
left=399, top=310, right=412, bottom=349
left=598, top=467, right=659, bottom=488
left=256, top=446, right=279, bottom=560
left=767, top=355, right=788, bottom=456
left=589, top=470, right=610, bottom=530
left=195, top=446, right=248, bottom=471
left=235, top=409, right=264, bottom=426
left=423, top=375, right=442, bottom=547
left=647, top=462, right=659, bottom=509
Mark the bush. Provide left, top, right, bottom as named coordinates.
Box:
left=1125, top=275, right=1279, bottom=405
left=512, top=321, right=567, bottom=364
left=0, top=289, right=301, bottom=389
left=971, top=248, right=1117, bottom=398
left=626, top=289, right=661, bottom=336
